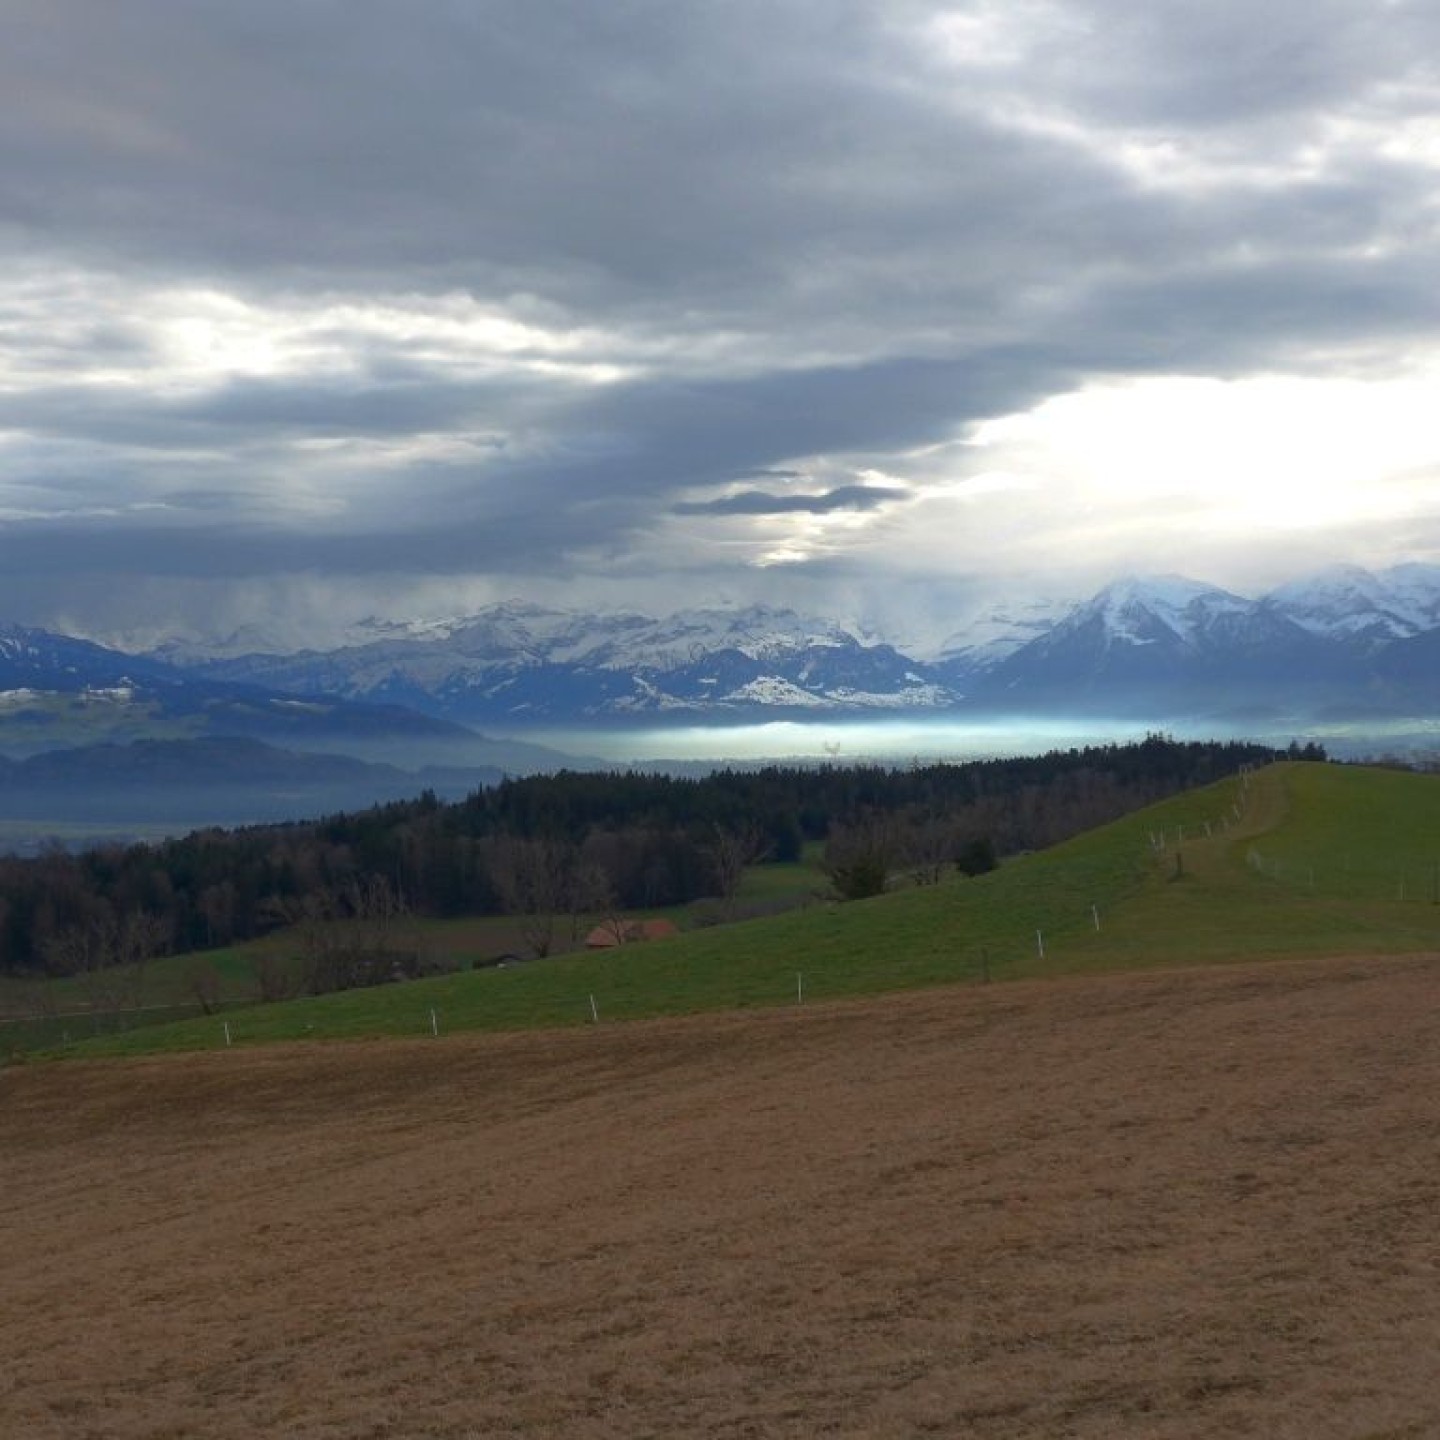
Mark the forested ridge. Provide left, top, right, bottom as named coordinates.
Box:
left=0, top=736, right=1306, bottom=978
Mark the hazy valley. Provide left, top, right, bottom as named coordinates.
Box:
left=3, top=562, right=1438, bottom=842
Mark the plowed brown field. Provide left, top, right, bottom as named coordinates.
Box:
left=5, top=953, right=1440, bottom=1438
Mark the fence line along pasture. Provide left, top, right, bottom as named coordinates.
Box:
left=23, top=771, right=1426, bottom=1060
left=0, top=999, right=251, bottom=1057
left=1247, top=847, right=1440, bottom=904
left=3, top=828, right=1197, bottom=1056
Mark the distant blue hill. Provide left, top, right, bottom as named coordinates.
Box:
left=0, top=735, right=501, bottom=836
left=0, top=625, right=581, bottom=775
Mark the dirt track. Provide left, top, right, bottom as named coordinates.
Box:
left=5, top=953, right=1440, bottom=1438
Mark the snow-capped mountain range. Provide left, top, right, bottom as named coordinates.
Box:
left=0, top=624, right=568, bottom=775
left=3, top=563, right=1437, bottom=748
left=1259, top=564, right=1440, bottom=646
left=136, top=562, right=1440, bottom=727
left=1, top=564, right=1431, bottom=831
left=168, top=600, right=950, bottom=722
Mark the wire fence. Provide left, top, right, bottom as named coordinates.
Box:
left=0, top=810, right=1226, bottom=1057
left=0, top=1000, right=247, bottom=1058
left=15, top=769, right=1431, bottom=1058
left=1245, top=848, right=1440, bottom=904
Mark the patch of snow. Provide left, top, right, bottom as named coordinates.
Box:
left=930, top=596, right=1073, bottom=666
left=1266, top=563, right=1440, bottom=643
left=824, top=684, right=954, bottom=709
left=721, top=676, right=833, bottom=708
left=1078, top=575, right=1251, bottom=650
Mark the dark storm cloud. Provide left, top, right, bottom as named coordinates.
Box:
left=6, top=1, right=927, bottom=293
left=673, top=485, right=908, bottom=517
left=1052, top=0, right=1440, bottom=127
left=170, top=375, right=529, bottom=440
left=0, top=343, right=1064, bottom=584
left=0, top=375, right=513, bottom=448
left=9, top=0, right=1426, bottom=312
left=1, top=0, right=1438, bottom=636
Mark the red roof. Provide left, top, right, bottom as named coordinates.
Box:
left=584, top=918, right=679, bottom=949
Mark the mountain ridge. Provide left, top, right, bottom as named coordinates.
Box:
left=7, top=563, right=1440, bottom=735
left=0, top=624, right=582, bottom=774
left=131, top=564, right=1440, bottom=727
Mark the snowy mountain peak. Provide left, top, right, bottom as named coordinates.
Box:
left=638, top=604, right=856, bottom=659
left=49, top=560, right=1440, bottom=727
left=931, top=595, right=1075, bottom=668
left=1073, top=575, right=1250, bottom=649
left=1095, top=574, right=1245, bottom=612
left=330, top=600, right=859, bottom=671
left=1262, top=563, right=1440, bottom=646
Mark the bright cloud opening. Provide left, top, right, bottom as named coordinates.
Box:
left=967, top=368, right=1440, bottom=535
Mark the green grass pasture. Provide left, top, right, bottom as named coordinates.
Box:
left=31, top=762, right=1440, bottom=1058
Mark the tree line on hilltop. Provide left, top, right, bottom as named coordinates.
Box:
left=0, top=736, right=1311, bottom=984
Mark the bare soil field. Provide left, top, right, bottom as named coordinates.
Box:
left=4, top=953, right=1440, bottom=1439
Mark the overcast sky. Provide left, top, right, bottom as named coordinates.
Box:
left=4, top=0, right=1440, bottom=648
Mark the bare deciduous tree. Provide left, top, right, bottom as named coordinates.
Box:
left=704, top=822, right=773, bottom=918
left=485, top=837, right=577, bottom=958
left=42, top=909, right=169, bottom=1014
left=292, top=875, right=422, bottom=995
left=183, top=958, right=225, bottom=1015
left=902, top=818, right=953, bottom=887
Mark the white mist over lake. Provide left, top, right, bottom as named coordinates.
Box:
left=517, top=717, right=1190, bottom=767
left=510, top=714, right=1440, bottom=769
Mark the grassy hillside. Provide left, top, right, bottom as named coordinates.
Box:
left=0, top=844, right=831, bottom=1023
left=30, top=761, right=1440, bottom=1057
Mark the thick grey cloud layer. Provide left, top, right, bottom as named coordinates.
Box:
left=2, top=0, right=1439, bottom=642
left=674, top=485, right=908, bottom=517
